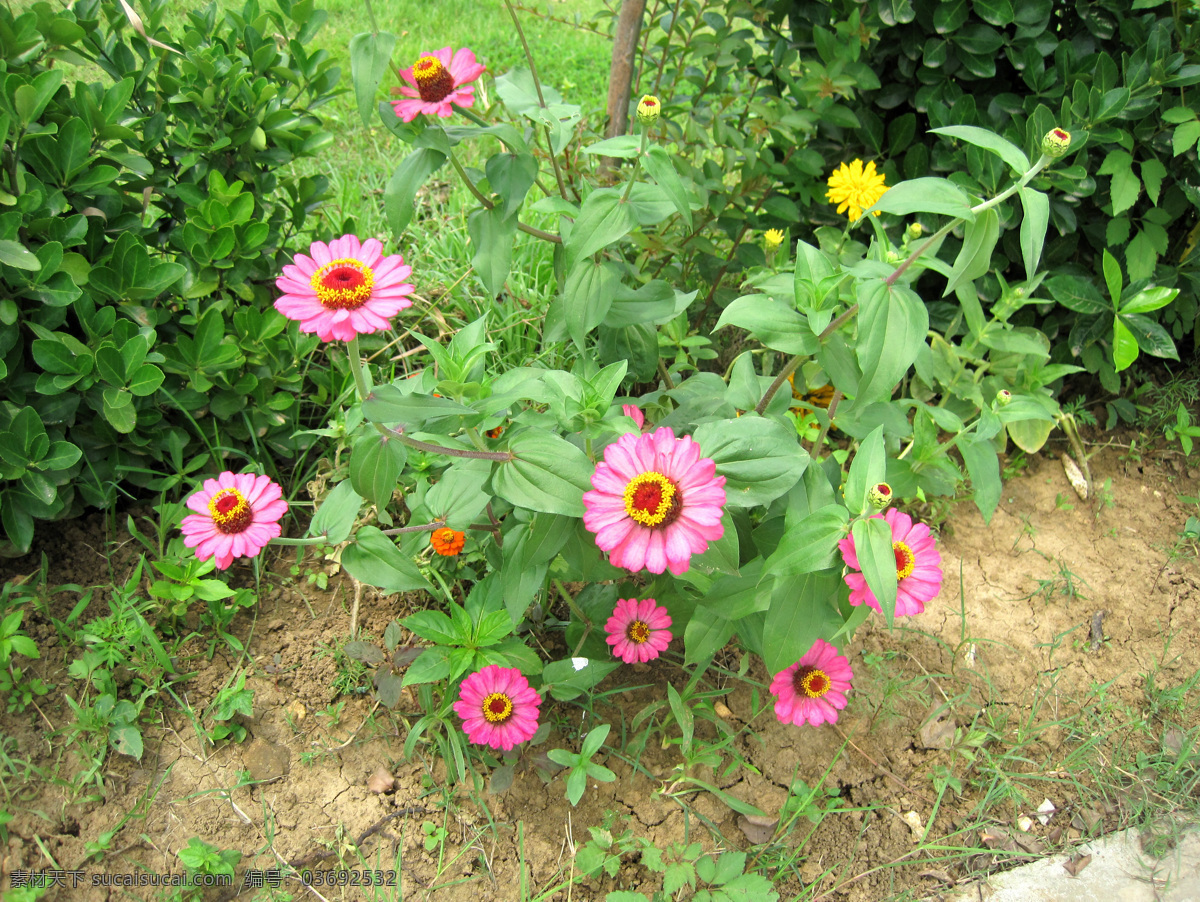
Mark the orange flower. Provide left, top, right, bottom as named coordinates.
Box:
left=486, top=424, right=505, bottom=439
left=430, top=527, right=465, bottom=556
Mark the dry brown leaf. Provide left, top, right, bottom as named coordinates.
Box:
left=714, top=701, right=733, bottom=720
left=919, top=710, right=956, bottom=750
left=917, top=869, right=956, bottom=887
left=1164, top=728, right=1185, bottom=758
left=367, top=766, right=395, bottom=794
left=737, top=814, right=778, bottom=845
left=1062, top=853, right=1092, bottom=877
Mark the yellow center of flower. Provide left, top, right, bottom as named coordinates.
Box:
left=412, top=55, right=456, bottom=103
left=310, top=258, right=374, bottom=310
left=894, top=540, right=915, bottom=580
left=208, top=488, right=252, bottom=535
left=826, top=159, right=888, bottom=223
left=627, top=620, right=651, bottom=644
left=482, top=692, right=513, bottom=723
left=795, top=666, right=831, bottom=699
left=623, top=472, right=681, bottom=528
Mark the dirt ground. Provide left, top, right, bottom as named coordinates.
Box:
left=2, top=438, right=1199, bottom=901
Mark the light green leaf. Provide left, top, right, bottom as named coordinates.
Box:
left=348, top=31, right=397, bottom=127
left=932, top=125, right=1028, bottom=173
left=0, top=240, right=42, bottom=271
left=945, top=208, right=1000, bottom=295
left=1018, top=187, right=1049, bottom=279
left=843, top=425, right=887, bottom=517
left=762, top=505, right=849, bottom=580
left=1102, top=249, right=1123, bottom=306
left=310, top=479, right=363, bottom=543
left=565, top=188, right=636, bottom=266
left=1140, top=158, right=1167, bottom=205
left=1173, top=120, right=1200, bottom=156
left=852, top=516, right=898, bottom=625
left=563, top=259, right=619, bottom=349
left=349, top=433, right=407, bottom=507
left=468, top=205, right=517, bottom=296
left=959, top=435, right=1001, bottom=523
left=1120, top=286, right=1179, bottom=314
left=384, top=148, right=447, bottom=236
left=762, top=570, right=841, bottom=676
left=714, top=295, right=817, bottom=355
left=491, top=429, right=593, bottom=516
left=1113, top=316, right=1139, bottom=372
left=868, top=178, right=974, bottom=219
left=580, top=135, right=641, bottom=158
left=691, top=418, right=810, bottom=507
left=856, top=281, right=927, bottom=404
left=643, top=145, right=694, bottom=230
left=342, top=525, right=433, bottom=593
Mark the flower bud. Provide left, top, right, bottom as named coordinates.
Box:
left=868, top=482, right=893, bottom=511
left=1042, top=128, right=1071, bottom=158
left=636, top=94, right=660, bottom=126
left=996, top=389, right=1012, bottom=405
left=906, top=222, right=923, bottom=240
left=765, top=228, right=784, bottom=250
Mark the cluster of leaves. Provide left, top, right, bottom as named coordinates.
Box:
left=753, top=0, right=1200, bottom=394
left=0, top=0, right=339, bottom=553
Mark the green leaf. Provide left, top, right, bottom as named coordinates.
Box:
left=1018, top=187, right=1049, bottom=279
left=1120, top=313, right=1179, bottom=360
left=852, top=516, right=898, bottom=625
left=342, top=526, right=433, bottom=593
left=933, top=0, right=968, bottom=33
left=491, top=429, right=593, bottom=516
left=310, top=479, right=363, bottom=543
left=543, top=657, right=620, bottom=701
left=565, top=188, right=636, bottom=266
left=102, top=388, right=136, bottom=434
left=1112, top=316, right=1139, bottom=372
left=128, top=363, right=164, bottom=397
left=761, top=570, right=842, bottom=683
left=684, top=606, right=736, bottom=666
left=426, top=463, right=491, bottom=530
left=349, top=31, right=397, bottom=127
left=714, top=295, right=817, bottom=355
left=1102, top=249, right=1123, bottom=307
left=580, top=135, right=640, bottom=158
left=13, top=69, right=63, bottom=126
left=843, top=425, right=887, bottom=517
left=959, top=435, right=1001, bottom=523
left=468, top=205, right=517, bottom=296
left=856, top=281, right=928, bottom=404
left=1097, top=150, right=1140, bottom=215
left=931, top=125, right=1028, bottom=172
left=643, top=145, right=694, bottom=230
left=363, top=384, right=477, bottom=428
left=0, top=240, right=42, bottom=271
left=945, top=208, right=1000, bottom=295
left=402, top=648, right=450, bottom=687
left=384, top=148, right=447, bottom=236
left=691, top=418, right=810, bottom=508
left=762, top=505, right=849, bottom=580
left=972, top=0, right=1014, bottom=25
left=563, top=259, right=619, bottom=349
left=485, top=152, right=538, bottom=221
left=1120, top=286, right=1179, bottom=315
left=1172, top=120, right=1200, bottom=156
left=349, top=433, right=407, bottom=506
left=1045, top=274, right=1109, bottom=314
left=868, top=178, right=974, bottom=219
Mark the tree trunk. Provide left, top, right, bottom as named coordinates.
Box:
left=605, top=0, right=647, bottom=138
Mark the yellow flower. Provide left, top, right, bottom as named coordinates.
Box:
left=764, top=228, right=784, bottom=250
left=636, top=95, right=660, bottom=126
left=826, top=159, right=887, bottom=223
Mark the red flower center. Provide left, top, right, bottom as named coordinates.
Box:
left=893, top=540, right=915, bottom=580
left=310, top=258, right=374, bottom=310
left=623, top=472, right=682, bottom=529
left=626, top=620, right=651, bottom=644
left=794, top=666, right=831, bottom=699
left=412, top=55, right=456, bottom=104
left=208, top=488, right=252, bottom=534
left=482, top=692, right=514, bottom=723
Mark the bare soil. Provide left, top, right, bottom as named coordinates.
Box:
left=2, top=441, right=1199, bottom=901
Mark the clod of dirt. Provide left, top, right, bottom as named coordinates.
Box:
left=918, top=709, right=956, bottom=749
left=367, top=766, right=396, bottom=794
left=244, top=738, right=291, bottom=783
left=1063, top=853, right=1092, bottom=876
left=737, top=814, right=777, bottom=844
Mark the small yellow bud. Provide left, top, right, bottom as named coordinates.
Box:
left=636, top=94, right=660, bottom=126
left=869, top=482, right=893, bottom=511
left=996, top=389, right=1012, bottom=405
left=1042, top=128, right=1071, bottom=158
left=906, top=222, right=923, bottom=240
left=764, top=229, right=784, bottom=250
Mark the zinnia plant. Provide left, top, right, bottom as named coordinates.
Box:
left=430, top=527, right=465, bottom=556
left=274, top=234, right=414, bottom=342
left=582, top=427, right=726, bottom=575
left=839, top=509, right=944, bottom=617
left=605, top=598, right=672, bottom=664
left=454, top=665, right=542, bottom=751
left=181, top=472, right=288, bottom=570
left=391, top=46, right=486, bottom=122
left=770, top=640, right=854, bottom=727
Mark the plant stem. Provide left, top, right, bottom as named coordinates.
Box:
left=379, top=520, right=445, bottom=536
left=450, top=102, right=492, bottom=129
left=347, top=335, right=372, bottom=402
left=445, top=146, right=562, bottom=243
left=622, top=128, right=649, bottom=202
left=270, top=537, right=334, bottom=546
left=808, top=390, right=843, bottom=458
left=753, top=353, right=803, bottom=416
left=555, top=579, right=593, bottom=657
left=362, top=0, right=379, bottom=34
left=379, top=425, right=514, bottom=461
left=503, top=0, right=570, bottom=200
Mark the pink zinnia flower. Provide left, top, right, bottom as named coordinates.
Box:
left=454, top=665, right=542, bottom=751
left=838, top=508, right=943, bottom=617
left=582, top=427, right=726, bottom=575
left=275, top=234, right=414, bottom=342
left=605, top=598, right=672, bottom=664
left=622, top=404, right=645, bottom=430
left=391, top=47, right=486, bottom=122
left=770, top=639, right=854, bottom=727
left=181, top=472, right=288, bottom=570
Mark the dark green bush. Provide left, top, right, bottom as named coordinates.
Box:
left=0, top=0, right=339, bottom=554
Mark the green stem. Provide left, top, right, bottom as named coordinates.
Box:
left=555, top=579, right=593, bottom=658
left=808, top=390, right=843, bottom=458
left=753, top=304, right=860, bottom=415
left=380, top=425, right=513, bottom=461
left=379, top=520, right=445, bottom=537
left=886, top=153, right=1052, bottom=288
left=622, top=128, right=649, bottom=202
left=502, top=0, right=569, bottom=200
left=270, top=536, right=334, bottom=547
left=362, top=0, right=379, bottom=34
left=464, top=426, right=489, bottom=452
left=347, top=335, right=371, bottom=402
left=446, top=145, right=561, bottom=243
left=450, top=102, right=492, bottom=129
